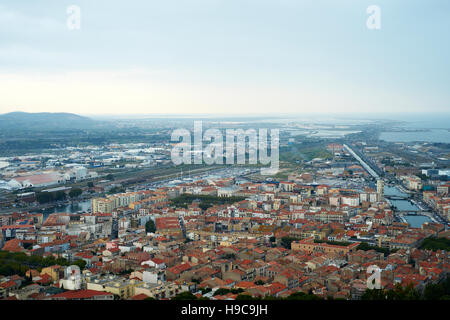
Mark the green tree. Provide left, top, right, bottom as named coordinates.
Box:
left=361, top=289, right=387, bottom=300
left=69, top=188, right=83, bottom=198
left=356, top=242, right=395, bottom=256
left=108, top=186, right=125, bottom=194
left=214, top=288, right=231, bottom=296
left=423, top=283, right=445, bottom=300
left=236, top=294, right=259, bottom=300
left=231, top=288, right=244, bottom=294
left=362, top=283, right=421, bottom=300
left=145, top=220, right=156, bottom=233
left=287, top=291, right=322, bottom=300
left=172, top=291, right=198, bottom=300
left=423, top=277, right=450, bottom=300
left=36, top=192, right=53, bottom=204
left=263, top=295, right=283, bottom=300
left=387, top=283, right=421, bottom=300
left=419, top=237, right=450, bottom=251
left=53, top=191, right=66, bottom=201
left=223, top=253, right=236, bottom=260
left=280, top=237, right=300, bottom=249
left=200, top=288, right=212, bottom=294
left=72, top=259, right=87, bottom=270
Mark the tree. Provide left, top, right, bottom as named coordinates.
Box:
left=231, top=288, right=244, bottom=294
left=87, top=182, right=94, bottom=188
left=108, top=186, right=125, bottom=194
left=356, top=242, right=395, bottom=256
left=287, top=292, right=322, bottom=300
left=236, top=294, right=258, bottom=300
left=419, top=237, right=450, bottom=251
left=23, top=242, right=33, bottom=250
left=361, top=289, right=387, bottom=300
left=72, top=259, right=87, bottom=270
left=362, top=283, right=421, bottom=300
left=387, top=283, right=421, bottom=300
left=145, top=220, right=156, bottom=233
left=423, top=283, right=445, bottom=300
left=36, top=192, right=53, bottom=204
left=223, top=253, right=236, bottom=260
left=69, top=188, right=82, bottom=198
left=214, top=288, right=231, bottom=296
left=20, top=272, right=33, bottom=288
left=200, top=288, right=212, bottom=294
left=423, top=277, right=450, bottom=300
left=280, top=237, right=299, bottom=249
left=36, top=191, right=67, bottom=203
left=263, top=295, right=283, bottom=300
left=172, top=291, right=198, bottom=300
left=53, top=191, right=67, bottom=201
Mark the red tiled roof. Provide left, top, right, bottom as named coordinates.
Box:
left=2, top=239, right=24, bottom=252
left=235, top=281, right=256, bottom=289
left=36, top=273, right=52, bottom=284
left=0, top=280, right=18, bottom=289
left=1, top=224, right=34, bottom=230
left=151, top=258, right=165, bottom=265
left=168, top=263, right=191, bottom=275
left=50, top=290, right=112, bottom=300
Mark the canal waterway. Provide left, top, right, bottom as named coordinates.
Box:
left=384, top=186, right=432, bottom=227
left=30, top=200, right=91, bottom=220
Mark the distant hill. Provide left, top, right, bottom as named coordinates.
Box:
left=0, top=112, right=97, bottom=131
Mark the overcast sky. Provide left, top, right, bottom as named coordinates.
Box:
left=0, top=0, right=449, bottom=115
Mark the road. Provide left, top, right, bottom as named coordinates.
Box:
left=343, top=144, right=380, bottom=179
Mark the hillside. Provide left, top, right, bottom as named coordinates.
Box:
left=0, top=112, right=96, bottom=131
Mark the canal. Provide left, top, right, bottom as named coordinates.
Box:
left=384, top=186, right=433, bottom=228
left=402, top=215, right=433, bottom=228
left=30, top=200, right=91, bottom=220
left=384, top=185, right=408, bottom=198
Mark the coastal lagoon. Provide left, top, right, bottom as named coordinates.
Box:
left=379, top=113, right=450, bottom=143
left=380, top=129, right=450, bottom=143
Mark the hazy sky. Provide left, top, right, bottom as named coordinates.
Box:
left=0, top=0, right=449, bottom=115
